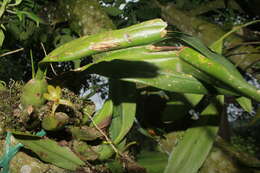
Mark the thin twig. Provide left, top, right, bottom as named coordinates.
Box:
left=41, top=42, right=58, bottom=76
left=40, top=42, right=47, bottom=56
left=0, top=48, right=24, bottom=58
left=86, top=113, right=122, bottom=157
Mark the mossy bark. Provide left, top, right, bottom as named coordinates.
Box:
left=58, top=0, right=115, bottom=36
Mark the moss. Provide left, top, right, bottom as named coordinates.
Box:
left=59, top=0, right=115, bottom=36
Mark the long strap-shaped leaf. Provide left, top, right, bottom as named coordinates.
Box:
left=164, top=95, right=223, bottom=173
left=174, top=34, right=260, bottom=101
left=93, top=80, right=136, bottom=160
left=80, top=45, right=238, bottom=95
left=40, top=19, right=167, bottom=63
left=13, top=133, right=85, bottom=170
left=164, top=126, right=218, bottom=173
left=109, top=80, right=137, bottom=144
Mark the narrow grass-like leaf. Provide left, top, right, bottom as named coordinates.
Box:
left=40, top=19, right=167, bottom=63
left=13, top=135, right=85, bottom=170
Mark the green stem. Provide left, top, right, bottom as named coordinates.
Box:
left=35, top=63, right=47, bottom=80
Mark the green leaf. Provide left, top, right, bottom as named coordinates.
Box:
left=210, top=36, right=223, bottom=54
left=173, top=32, right=244, bottom=80
left=236, top=96, right=253, bottom=113
left=40, top=19, right=167, bottom=63
left=137, top=151, right=168, bottom=173
left=0, top=28, right=4, bottom=47
left=13, top=135, right=85, bottom=170
left=109, top=80, right=136, bottom=144
left=163, top=95, right=223, bottom=173
left=90, top=99, right=113, bottom=128
left=174, top=33, right=260, bottom=102
left=82, top=45, right=238, bottom=95
left=164, top=126, right=218, bottom=173
left=15, top=11, right=43, bottom=27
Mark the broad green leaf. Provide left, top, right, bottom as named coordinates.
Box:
left=137, top=151, right=168, bottom=173
left=174, top=34, right=260, bottom=101
left=164, top=95, right=223, bottom=173
left=82, top=46, right=239, bottom=95
left=0, top=28, right=4, bottom=47
left=13, top=135, right=85, bottom=170
left=40, top=19, right=167, bottom=63
left=90, top=99, right=113, bottom=127
left=236, top=96, right=253, bottom=113
left=109, top=80, right=136, bottom=144
left=164, top=126, right=218, bottom=173
left=172, top=32, right=244, bottom=80
left=210, top=20, right=260, bottom=54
